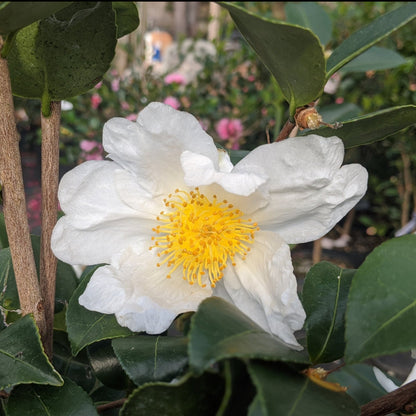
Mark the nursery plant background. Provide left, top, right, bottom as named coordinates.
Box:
left=1, top=1, right=416, bottom=415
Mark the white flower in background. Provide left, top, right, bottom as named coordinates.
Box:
left=51, top=102, right=368, bottom=348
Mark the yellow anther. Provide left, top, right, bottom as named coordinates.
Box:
left=149, top=188, right=258, bottom=287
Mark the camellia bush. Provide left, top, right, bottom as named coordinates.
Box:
left=1, top=2, right=416, bottom=415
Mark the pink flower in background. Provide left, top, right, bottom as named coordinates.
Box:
left=91, top=93, right=102, bottom=110
left=111, top=78, right=120, bottom=92
left=121, top=101, right=130, bottom=111
left=164, top=72, right=186, bottom=85
left=126, top=113, right=138, bottom=121
left=163, top=96, right=181, bottom=110
left=216, top=118, right=244, bottom=150
left=94, top=81, right=103, bottom=89
left=80, top=140, right=104, bottom=161
left=335, top=97, right=345, bottom=104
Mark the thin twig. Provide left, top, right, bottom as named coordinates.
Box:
left=275, top=119, right=296, bottom=142
left=312, top=238, right=322, bottom=264
left=399, top=146, right=412, bottom=228
left=40, top=101, right=61, bottom=359
left=361, top=379, right=416, bottom=416
left=97, top=398, right=126, bottom=413
left=0, top=37, right=46, bottom=337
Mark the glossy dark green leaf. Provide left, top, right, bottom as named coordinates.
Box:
left=302, top=262, right=355, bottom=364
left=6, top=377, right=98, bottom=416
left=284, top=2, right=332, bottom=46
left=66, top=265, right=132, bottom=356
left=311, top=105, right=416, bottom=148
left=327, top=363, right=391, bottom=406
left=219, top=2, right=326, bottom=113
left=0, top=315, right=63, bottom=389
left=247, top=361, right=359, bottom=416
left=88, top=340, right=130, bottom=390
left=217, top=360, right=256, bottom=416
left=345, top=235, right=416, bottom=363
left=318, top=103, right=362, bottom=124
left=112, top=335, right=188, bottom=386
left=188, top=297, right=309, bottom=375
left=248, top=396, right=265, bottom=416
left=112, top=2, right=140, bottom=38
left=0, top=213, right=9, bottom=248
left=120, top=372, right=225, bottom=416
left=52, top=331, right=96, bottom=393
left=8, top=2, right=117, bottom=111
left=340, top=46, right=406, bottom=73
left=0, top=2, right=72, bottom=35
left=326, top=2, right=416, bottom=78
left=0, top=235, right=77, bottom=315
left=0, top=247, right=19, bottom=312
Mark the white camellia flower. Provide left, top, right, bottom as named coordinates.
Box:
left=51, top=102, right=368, bottom=349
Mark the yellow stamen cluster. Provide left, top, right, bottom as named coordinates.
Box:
left=149, top=188, right=259, bottom=288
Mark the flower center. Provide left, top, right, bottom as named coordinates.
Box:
left=149, top=188, right=259, bottom=288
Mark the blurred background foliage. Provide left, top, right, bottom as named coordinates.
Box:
left=13, top=1, right=416, bottom=239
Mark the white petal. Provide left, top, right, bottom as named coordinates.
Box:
left=259, top=164, right=367, bottom=243
left=57, top=160, right=157, bottom=229
left=218, top=149, right=233, bottom=173
left=52, top=158, right=166, bottom=266
left=216, top=231, right=305, bottom=348
left=103, top=102, right=219, bottom=195
left=402, top=362, right=416, bottom=386
left=236, top=135, right=345, bottom=193
left=237, top=135, right=368, bottom=243
left=51, top=214, right=153, bottom=265
left=373, top=367, right=399, bottom=393
left=78, top=242, right=211, bottom=334
left=181, top=150, right=267, bottom=196
left=79, top=265, right=128, bottom=313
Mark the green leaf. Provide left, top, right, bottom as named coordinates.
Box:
left=284, top=2, right=332, bottom=46
left=120, top=372, right=225, bottom=416
left=66, top=265, right=132, bottom=356
left=247, top=361, right=360, bottom=416
left=219, top=2, right=326, bottom=113
left=217, top=360, right=256, bottom=416
left=327, top=363, right=391, bottom=406
left=88, top=340, right=130, bottom=390
left=326, top=2, right=416, bottom=78
left=112, top=335, right=188, bottom=386
left=302, top=262, right=355, bottom=364
left=6, top=377, right=98, bottom=416
left=248, top=396, right=265, bottom=416
left=318, top=103, right=362, bottom=124
left=0, top=247, right=19, bottom=312
left=52, top=331, right=97, bottom=393
left=188, top=297, right=309, bottom=375
left=340, top=46, right=406, bottom=74
left=345, top=235, right=416, bottom=363
left=8, top=2, right=117, bottom=108
left=0, top=213, right=9, bottom=248
left=0, top=235, right=77, bottom=316
left=0, top=315, right=63, bottom=389
left=0, top=2, right=72, bottom=35
left=112, top=2, right=140, bottom=38
left=311, top=105, right=416, bottom=148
